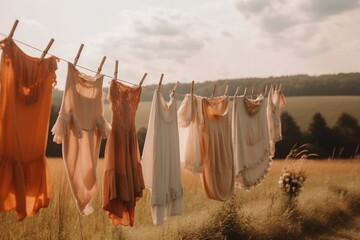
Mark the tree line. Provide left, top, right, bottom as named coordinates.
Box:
left=46, top=106, right=360, bottom=159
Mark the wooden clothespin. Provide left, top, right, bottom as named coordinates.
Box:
left=96, top=56, right=107, bottom=75
left=243, top=87, right=247, bottom=96
left=158, top=73, right=164, bottom=90
left=250, top=86, right=254, bottom=99
left=39, top=38, right=55, bottom=63
left=74, top=44, right=84, bottom=66
left=234, top=86, right=240, bottom=97
left=172, top=81, right=179, bottom=94
left=191, top=81, right=195, bottom=97
left=139, top=73, right=147, bottom=86
left=257, top=87, right=260, bottom=97
left=224, top=85, right=229, bottom=96
left=114, top=60, right=119, bottom=80
left=8, top=19, right=19, bottom=39
left=211, top=85, right=217, bottom=97
left=278, top=83, right=282, bottom=91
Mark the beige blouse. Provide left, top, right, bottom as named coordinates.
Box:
left=52, top=62, right=110, bottom=215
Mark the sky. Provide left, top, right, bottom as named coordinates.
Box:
left=1, top=0, right=360, bottom=90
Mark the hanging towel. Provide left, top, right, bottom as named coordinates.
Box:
left=52, top=62, right=110, bottom=215
left=142, top=89, right=183, bottom=225
left=232, top=95, right=271, bottom=189
left=103, top=80, right=145, bottom=226
left=0, top=38, right=57, bottom=220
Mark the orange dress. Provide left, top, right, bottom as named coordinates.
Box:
left=103, top=80, right=145, bottom=226
left=0, top=38, right=57, bottom=220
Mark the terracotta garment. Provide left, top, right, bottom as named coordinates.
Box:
left=232, top=95, right=271, bottom=189
left=52, top=62, right=110, bottom=215
left=142, top=90, right=183, bottom=225
left=0, top=38, right=57, bottom=220
left=103, top=80, right=145, bottom=226
left=178, top=95, right=234, bottom=201
left=267, top=87, right=286, bottom=157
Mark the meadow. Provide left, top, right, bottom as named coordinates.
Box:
left=0, top=159, right=359, bottom=240
left=103, top=96, right=360, bottom=131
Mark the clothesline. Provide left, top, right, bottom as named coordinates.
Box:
left=0, top=31, right=275, bottom=99
left=0, top=31, right=179, bottom=95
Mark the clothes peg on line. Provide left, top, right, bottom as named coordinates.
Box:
left=234, top=86, right=240, bottom=97
left=96, top=56, right=107, bottom=75
left=251, top=86, right=254, bottom=99
left=172, top=81, right=179, bottom=94
left=224, top=85, right=229, bottom=96
left=278, top=83, right=282, bottom=91
left=39, top=38, right=55, bottom=63
left=243, top=87, right=247, bottom=96
left=257, top=87, right=260, bottom=97
left=264, top=85, right=268, bottom=97
left=211, top=85, right=217, bottom=97
left=8, top=19, right=19, bottom=39
left=74, top=44, right=84, bottom=66
left=158, top=73, right=164, bottom=90
left=114, top=60, right=119, bottom=80
left=139, top=73, right=147, bottom=86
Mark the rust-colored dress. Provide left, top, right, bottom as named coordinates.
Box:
left=103, top=80, right=145, bottom=226
left=0, top=38, right=57, bottom=220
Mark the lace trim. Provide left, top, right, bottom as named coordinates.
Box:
left=96, top=116, right=111, bottom=138
left=150, top=185, right=183, bottom=206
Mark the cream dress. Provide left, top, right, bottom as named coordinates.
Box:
left=267, top=87, right=286, bottom=157
left=232, top=95, right=271, bottom=189
left=178, top=94, right=234, bottom=201
left=141, top=90, right=183, bottom=225
left=52, top=62, right=110, bottom=215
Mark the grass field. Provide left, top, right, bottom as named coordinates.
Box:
left=103, top=96, right=360, bottom=131
left=0, top=159, right=359, bottom=240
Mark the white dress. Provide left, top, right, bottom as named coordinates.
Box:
left=232, top=95, right=271, bottom=189
left=141, top=90, right=183, bottom=225
left=52, top=62, right=111, bottom=215
left=267, top=87, right=286, bottom=157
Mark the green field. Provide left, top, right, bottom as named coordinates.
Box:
left=0, top=159, right=359, bottom=239
left=104, top=96, right=360, bottom=131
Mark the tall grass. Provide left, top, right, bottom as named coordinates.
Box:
left=0, top=159, right=359, bottom=239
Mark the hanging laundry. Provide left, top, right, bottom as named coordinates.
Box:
left=142, top=89, right=183, bottom=225
left=52, top=62, right=110, bottom=215
left=178, top=95, right=234, bottom=201
left=0, top=38, right=57, bottom=220
left=232, top=94, right=271, bottom=189
left=178, top=94, right=203, bottom=173
left=267, top=86, right=286, bottom=157
left=103, top=80, right=145, bottom=226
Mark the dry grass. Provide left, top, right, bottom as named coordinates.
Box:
left=0, top=159, right=359, bottom=240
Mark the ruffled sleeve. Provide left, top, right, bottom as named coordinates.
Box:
left=96, top=116, right=111, bottom=139
left=51, top=113, right=71, bottom=144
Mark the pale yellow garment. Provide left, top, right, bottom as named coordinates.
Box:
left=232, top=95, right=271, bottom=189
left=267, top=87, right=286, bottom=157
left=52, top=62, right=110, bottom=215
left=178, top=95, right=234, bottom=201
left=0, top=38, right=57, bottom=220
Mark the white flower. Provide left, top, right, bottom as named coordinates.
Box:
left=292, top=179, right=298, bottom=184
left=299, top=177, right=304, bottom=182
left=285, top=184, right=290, bottom=189
left=285, top=178, right=290, bottom=182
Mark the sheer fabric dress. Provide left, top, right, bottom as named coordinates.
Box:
left=232, top=95, right=271, bottom=189
left=52, top=62, right=110, bottom=215
left=103, top=80, right=145, bottom=226
left=142, top=90, right=183, bottom=225
left=0, top=38, right=57, bottom=220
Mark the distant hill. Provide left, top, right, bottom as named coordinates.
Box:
left=52, top=72, right=360, bottom=105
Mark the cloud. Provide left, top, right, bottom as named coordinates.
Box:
left=89, top=8, right=208, bottom=64
left=235, top=0, right=360, bottom=57
left=301, top=0, right=360, bottom=20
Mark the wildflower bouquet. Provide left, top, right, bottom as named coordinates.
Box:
left=279, top=168, right=307, bottom=198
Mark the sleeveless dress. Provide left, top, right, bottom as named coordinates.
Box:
left=52, top=62, right=110, bottom=215
left=142, top=90, right=183, bottom=225
left=232, top=95, right=271, bottom=189
left=0, top=38, right=57, bottom=220
left=178, top=95, right=234, bottom=201
left=103, top=80, right=145, bottom=226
